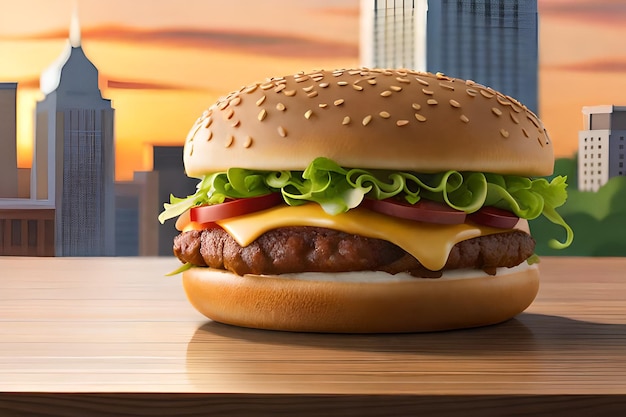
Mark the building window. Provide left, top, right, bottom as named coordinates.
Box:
left=620, top=154, right=624, bottom=160
left=621, top=136, right=624, bottom=141
left=620, top=144, right=624, bottom=150
left=620, top=162, right=624, bottom=168
left=598, top=153, right=601, bottom=158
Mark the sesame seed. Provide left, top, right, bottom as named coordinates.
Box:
left=415, top=77, right=429, bottom=86
left=284, top=90, right=296, bottom=97
left=225, top=135, right=234, bottom=147
left=230, top=96, right=242, bottom=106
left=319, top=82, right=329, bottom=88
left=204, top=117, right=213, bottom=128
left=231, top=119, right=240, bottom=127
left=304, top=109, right=313, bottom=119
left=522, top=128, right=530, bottom=138
left=188, top=143, right=193, bottom=156
left=496, top=95, right=511, bottom=106
left=337, top=81, right=348, bottom=86
left=260, top=82, right=273, bottom=90
left=390, top=85, right=402, bottom=92
left=244, top=136, right=253, bottom=148
left=449, top=99, right=461, bottom=108
left=435, top=72, right=449, bottom=80
left=460, top=115, right=470, bottom=123
left=334, top=99, right=345, bottom=106
left=528, top=114, right=541, bottom=128
left=218, top=101, right=229, bottom=110
left=537, top=137, right=544, bottom=147
left=480, top=89, right=495, bottom=99
left=307, top=91, right=319, bottom=98
left=256, top=96, right=267, bottom=106
left=427, top=99, right=438, bottom=105
left=276, top=103, right=286, bottom=111
left=422, top=88, right=434, bottom=95
left=367, top=79, right=377, bottom=85
left=274, top=84, right=286, bottom=93
left=414, top=113, right=427, bottom=122
left=243, top=84, right=258, bottom=94
left=379, top=111, right=391, bottom=119
left=412, top=103, right=422, bottom=111
left=396, top=120, right=409, bottom=127
left=500, top=129, right=510, bottom=138
left=258, top=109, right=267, bottom=121
left=380, top=90, right=392, bottom=97
left=492, top=107, right=503, bottom=116
left=206, top=130, right=213, bottom=141
left=319, top=103, right=328, bottom=108
left=342, top=116, right=351, bottom=125
left=353, top=84, right=364, bottom=91
left=362, top=115, right=372, bottom=126
left=349, top=70, right=361, bottom=75
left=440, top=82, right=454, bottom=90
left=302, top=85, right=315, bottom=92
left=295, top=76, right=310, bottom=83
left=225, top=108, right=235, bottom=119
left=510, top=112, right=520, bottom=124
left=278, top=126, right=287, bottom=137
left=466, top=89, right=478, bottom=97
left=333, top=72, right=343, bottom=77
left=396, top=77, right=410, bottom=83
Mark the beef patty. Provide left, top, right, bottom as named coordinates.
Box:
left=173, top=226, right=535, bottom=278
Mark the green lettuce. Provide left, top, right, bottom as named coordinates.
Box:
left=158, top=157, right=573, bottom=249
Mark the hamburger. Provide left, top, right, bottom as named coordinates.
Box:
left=159, top=68, right=573, bottom=333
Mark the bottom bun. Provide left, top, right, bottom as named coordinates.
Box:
left=182, top=263, right=540, bottom=333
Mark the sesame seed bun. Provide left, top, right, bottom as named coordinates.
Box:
left=181, top=263, right=540, bottom=333
left=183, top=68, right=553, bottom=178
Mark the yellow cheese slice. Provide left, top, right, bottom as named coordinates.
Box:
left=180, top=204, right=529, bottom=272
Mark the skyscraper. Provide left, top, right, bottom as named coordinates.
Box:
left=427, top=0, right=538, bottom=113
left=0, top=83, right=18, bottom=198
left=33, top=13, right=115, bottom=256
left=578, top=105, right=626, bottom=192
left=360, top=0, right=539, bottom=113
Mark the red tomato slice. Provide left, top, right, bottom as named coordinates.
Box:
left=361, top=198, right=467, bottom=224
left=468, top=206, right=519, bottom=229
left=190, top=193, right=283, bottom=224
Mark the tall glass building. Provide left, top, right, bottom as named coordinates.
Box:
left=427, top=0, right=538, bottom=113
left=34, top=27, right=115, bottom=256
left=361, top=0, right=539, bottom=113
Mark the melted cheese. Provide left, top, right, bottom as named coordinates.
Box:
left=181, top=204, right=529, bottom=272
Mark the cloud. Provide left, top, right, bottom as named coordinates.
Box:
left=544, top=57, right=626, bottom=73
left=11, top=75, right=202, bottom=92
left=13, top=77, right=40, bottom=89
left=4, top=25, right=358, bottom=59
left=539, top=0, right=626, bottom=26
left=105, top=78, right=198, bottom=91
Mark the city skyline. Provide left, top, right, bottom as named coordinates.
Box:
left=1, top=0, right=625, bottom=180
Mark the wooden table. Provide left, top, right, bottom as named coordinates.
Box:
left=1, top=257, right=625, bottom=416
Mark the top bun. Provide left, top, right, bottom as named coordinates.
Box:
left=184, top=68, right=553, bottom=177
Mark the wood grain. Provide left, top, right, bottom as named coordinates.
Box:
left=1, top=256, right=626, bottom=415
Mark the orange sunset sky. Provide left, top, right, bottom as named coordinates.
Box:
left=1, top=0, right=625, bottom=181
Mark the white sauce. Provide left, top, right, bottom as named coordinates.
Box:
left=248, top=261, right=537, bottom=283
